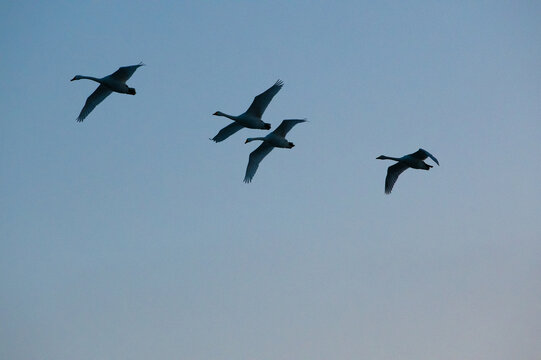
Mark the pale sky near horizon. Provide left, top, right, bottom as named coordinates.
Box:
left=1, top=1, right=540, bottom=359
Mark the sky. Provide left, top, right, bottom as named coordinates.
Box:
left=1, top=1, right=540, bottom=359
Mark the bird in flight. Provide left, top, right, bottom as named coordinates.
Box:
left=376, top=148, right=439, bottom=194
left=211, top=80, right=283, bottom=142
left=71, top=63, right=145, bottom=122
left=243, top=119, right=307, bottom=183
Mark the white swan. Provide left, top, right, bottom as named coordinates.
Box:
left=243, top=119, right=306, bottom=183
left=376, top=148, right=439, bottom=194
left=211, top=80, right=283, bottom=142
left=71, top=63, right=145, bottom=122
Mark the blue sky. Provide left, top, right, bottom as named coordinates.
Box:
left=1, top=1, right=540, bottom=359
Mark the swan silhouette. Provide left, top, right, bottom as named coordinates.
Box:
left=71, top=63, right=144, bottom=122
left=211, top=80, right=283, bottom=142
left=244, top=119, right=306, bottom=183
left=377, top=148, right=439, bottom=194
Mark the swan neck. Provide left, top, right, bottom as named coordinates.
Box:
left=78, top=75, right=102, bottom=83
left=223, top=113, right=237, bottom=121
left=379, top=155, right=401, bottom=161
left=215, top=111, right=237, bottom=121
left=246, top=137, right=265, bottom=143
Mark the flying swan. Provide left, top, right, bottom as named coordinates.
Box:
left=244, top=119, right=306, bottom=183
left=377, top=148, right=439, bottom=194
left=211, top=80, right=283, bottom=142
left=71, top=63, right=145, bottom=122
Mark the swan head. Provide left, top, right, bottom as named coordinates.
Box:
left=264, top=123, right=271, bottom=130
left=213, top=111, right=225, bottom=116
left=288, top=142, right=295, bottom=148
left=376, top=155, right=386, bottom=160
left=70, top=75, right=82, bottom=81
left=127, top=87, right=136, bottom=95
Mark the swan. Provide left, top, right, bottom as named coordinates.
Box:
left=211, top=80, right=283, bottom=142
left=71, top=62, right=145, bottom=122
left=243, top=119, right=306, bottom=183
left=376, top=148, right=439, bottom=194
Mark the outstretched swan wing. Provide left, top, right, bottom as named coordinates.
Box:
left=77, top=85, right=112, bottom=122
left=273, top=119, right=307, bottom=137
left=109, top=63, right=144, bottom=83
left=211, top=122, right=244, bottom=142
left=385, top=163, right=409, bottom=194
left=410, top=148, right=439, bottom=165
left=244, top=143, right=274, bottom=183
left=245, top=80, right=283, bottom=118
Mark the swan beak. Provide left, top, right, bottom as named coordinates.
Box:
left=213, top=111, right=219, bottom=116
left=70, top=77, right=76, bottom=81
left=244, top=139, right=249, bottom=144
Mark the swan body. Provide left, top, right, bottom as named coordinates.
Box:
left=71, top=63, right=144, bottom=122
left=244, top=119, right=306, bottom=183
left=376, top=148, right=439, bottom=194
left=211, top=80, right=283, bottom=142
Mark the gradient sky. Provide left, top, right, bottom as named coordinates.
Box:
left=1, top=1, right=540, bottom=359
